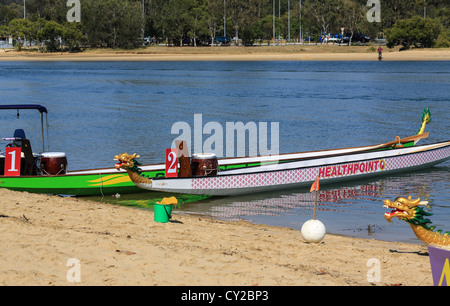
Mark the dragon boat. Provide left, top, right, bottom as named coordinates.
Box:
left=115, top=108, right=450, bottom=196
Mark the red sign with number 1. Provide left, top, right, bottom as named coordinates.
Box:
left=165, top=148, right=178, bottom=178
left=5, top=147, right=21, bottom=176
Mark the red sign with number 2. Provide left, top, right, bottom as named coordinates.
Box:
left=5, top=147, right=21, bottom=176
left=165, top=148, right=178, bottom=178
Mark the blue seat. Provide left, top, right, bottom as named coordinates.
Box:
left=9, top=129, right=36, bottom=175
left=13, top=129, right=26, bottom=139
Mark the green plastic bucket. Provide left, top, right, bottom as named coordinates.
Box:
left=154, top=203, right=173, bottom=223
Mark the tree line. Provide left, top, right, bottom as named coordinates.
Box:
left=0, top=0, right=449, bottom=51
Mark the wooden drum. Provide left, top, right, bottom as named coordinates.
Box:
left=190, top=153, right=218, bottom=177
left=41, top=152, right=67, bottom=175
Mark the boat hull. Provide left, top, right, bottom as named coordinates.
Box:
left=145, top=141, right=450, bottom=196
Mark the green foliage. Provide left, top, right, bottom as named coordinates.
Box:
left=385, top=16, right=442, bottom=49
left=161, top=0, right=196, bottom=46
left=0, top=3, right=22, bottom=26
left=82, top=0, right=143, bottom=49
left=241, top=24, right=257, bottom=46
left=0, top=25, right=8, bottom=37
left=1, top=0, right=449, bottom=51
left=61, top=22, right=85, bottom=52
left=37, top=20, right=63, bottom=52
left=435, top=29, right=450, bottom=48
left=5, top=18, right=84, bottom=52
left=8, top=18, right=37, bottom=50
left=26, top=0, right=68, bottom=24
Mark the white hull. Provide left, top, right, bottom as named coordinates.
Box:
left=136, top=141, right=450, bottom=196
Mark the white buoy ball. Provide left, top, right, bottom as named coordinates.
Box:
left=301, top=219, right=326, bottom=243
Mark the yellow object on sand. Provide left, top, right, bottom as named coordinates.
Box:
left=156, top=196, right=178, bottom=205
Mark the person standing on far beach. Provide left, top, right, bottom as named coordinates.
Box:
left=377, top=46, right=383, bottom=60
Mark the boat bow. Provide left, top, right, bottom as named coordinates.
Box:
left=114, top=153, right=153, bottom=189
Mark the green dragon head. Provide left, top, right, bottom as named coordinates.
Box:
left=383, top=196, right=434, bottom=229
left=114, top=152, right=142, bottom=172
left=422, top=107, right=431, bottom=124
left=417, top=107, right=431, bottom=135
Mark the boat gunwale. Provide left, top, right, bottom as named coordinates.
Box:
left=61, top=133, right=432, bottom=174
left=57, top=133, right=436, bottom=174
left=66, top=143, right=380, bottom=174
left=150, top=140, right=450, bottom=181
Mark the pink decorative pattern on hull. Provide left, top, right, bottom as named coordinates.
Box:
left=191, top=146, right=450, bottom=191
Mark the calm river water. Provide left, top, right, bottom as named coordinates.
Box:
left=0, top=60, right=449, bottom=243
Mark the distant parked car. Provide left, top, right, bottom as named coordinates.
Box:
left=180, top=37, right=201, bottom=46
left=373, top=38, right=386, bottom=45
left=342, top=33, right=370, bottom=44
left=325, top=33, right=340, bottom=43
left=213, top=36, right=231, bottom=45
left=354, top=33, right=370, bottom=43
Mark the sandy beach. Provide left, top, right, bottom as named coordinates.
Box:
left=1, top=45, right=449, bottom=61
left=0, top=188, right=433, bottom=286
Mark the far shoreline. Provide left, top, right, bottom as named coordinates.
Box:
left=1, top=45, right=449, bottom=61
